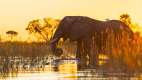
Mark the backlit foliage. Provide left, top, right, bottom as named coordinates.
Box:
left=120, top=13, right=142, bottom=35
left=26, top=18, right=60, bottom=42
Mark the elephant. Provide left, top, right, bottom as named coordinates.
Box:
left=50, top=16, right=133, bottom=69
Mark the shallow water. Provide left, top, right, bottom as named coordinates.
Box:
left=0, top=56, right=142, bottom=80
left=1, top=69, right=142, bottom=80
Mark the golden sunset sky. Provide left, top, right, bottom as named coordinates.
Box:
left=0, top=0, right=142, bottom=40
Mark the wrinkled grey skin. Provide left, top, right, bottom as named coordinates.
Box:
left=50, top=16, right=133, bottom=69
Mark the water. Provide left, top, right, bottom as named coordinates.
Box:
left=0, top=56, right=142, bottom=80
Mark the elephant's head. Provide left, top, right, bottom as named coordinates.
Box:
left=50, top=16, right=76, bottom=57
left=54, top=48, right=63, bottom=57
left=50, top=37, right=63, bottom=57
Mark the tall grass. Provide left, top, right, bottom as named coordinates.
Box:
left=94, top=29, right=142, bottom=72
left=0, top=41, right=51, bottom=57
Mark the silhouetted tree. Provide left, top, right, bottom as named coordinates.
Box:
left=120, top=13, right=138, bottom=32
left=6, top=30, right=18, bottom=41
left=120, top=13, right=131, bottom=25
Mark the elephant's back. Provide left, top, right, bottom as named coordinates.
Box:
left=59, top=16, right=96, bottom=40
left=104, top=20, right=132, bottom=33
left=67, top=16, right=98, bottom=40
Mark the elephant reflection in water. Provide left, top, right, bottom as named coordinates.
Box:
left=50, top=16, right=133, bottom=69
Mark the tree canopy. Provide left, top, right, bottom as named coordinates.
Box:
left=26, top=17, right=60, bottom=42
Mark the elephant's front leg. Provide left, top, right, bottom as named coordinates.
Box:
left=76, top=41, right=81, bottom=61
left=76, top=40, right=87, bottom=69
left=84, top=38, right=94, bottom=68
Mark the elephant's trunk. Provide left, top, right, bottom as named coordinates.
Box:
left=50, top=37, right=58, bottom=52
left=50, top=36, right=63, bottom=57
left=50, top=22, right=64, bottom=56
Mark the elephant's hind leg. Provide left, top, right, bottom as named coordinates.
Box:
left=88, top=37, right=99, bottom=69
